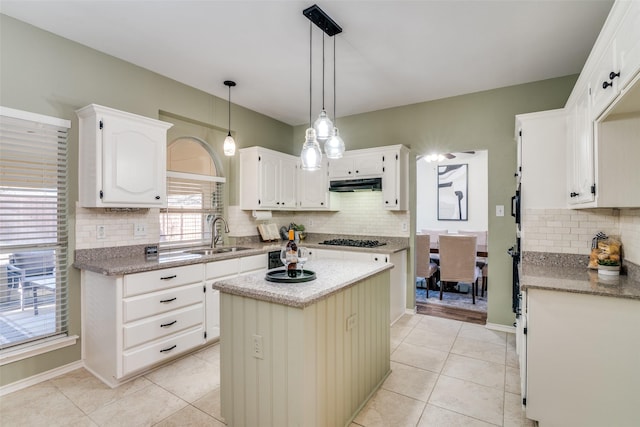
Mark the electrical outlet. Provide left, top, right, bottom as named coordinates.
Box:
left=97, top=225, right=106, bottom=239
left=134, top=223, right=146, bottom=237
left=308, top=219, right=314, bottom=227
left=252, top=334, right=264, bottom=359
left=401, top=222, right=408, bottom=232
left=346, top=314, right=357, bottom=331
left=496, top=205, right=505, bottom=217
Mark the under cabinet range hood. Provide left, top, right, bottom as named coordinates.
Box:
left=329, top=177, right=382, bottom=192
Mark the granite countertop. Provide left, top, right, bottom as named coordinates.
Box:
left=212, top=258, right=393, bottom=308
left=521, top=263, right=640, bottom=300
left=73, top=235, right=409, bottom=276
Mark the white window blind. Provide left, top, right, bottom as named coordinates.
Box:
left=0, top=107, right=70, bottom=350
left=160, top=171, right=225, bottom=249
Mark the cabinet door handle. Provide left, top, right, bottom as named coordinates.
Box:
left=155, top=195, right=161, bottom=200
left=609, top=71, right=620, bottom=80
left=570, top=192, right=580, bottom=198
left=160, top=275, right=177, bottom=280
left=602, top=80, right=613, bottom=89
left=160, top=320, right=177, bottom=328
left=160, top=345, right=177, bottom=353
left=160, top=297, right=177, bottom=303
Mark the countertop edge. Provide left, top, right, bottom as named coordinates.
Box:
left=213, top=262, right=393, bottom=308
left=520, top=262, right=640, bottom=301
left=73, top=240, right=409, bottom=276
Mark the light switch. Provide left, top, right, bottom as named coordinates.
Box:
left=496, top=205, right=505, bottom=217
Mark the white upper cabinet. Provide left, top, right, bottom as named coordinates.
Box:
left=381, top=146, right=409, bottom=210
left=583, top=1, right=640, bottom=120
left=328, top=151, right=384, bottom=179
left=615, top=4, right=640, bottom=90
left=298, top=157, right=331, bottom=209
left=239, top=147, right=298, bottom=210
left=567, top=88, right=596, bottom=205
left=76, top=104, right=173, bottom=208
left=564, top=0, right=640, bottom=208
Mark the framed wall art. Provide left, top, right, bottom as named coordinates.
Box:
left=437, top=163, right=468, bottom=221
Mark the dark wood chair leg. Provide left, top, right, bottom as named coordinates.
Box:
left=439, top=281, right=444, bottom=300
left=472, top=280, right=476, bottom=304
left=482, top=276, right=487, bottom=297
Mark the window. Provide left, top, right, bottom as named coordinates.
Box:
left=160, top=137, right=225, bottom=248
left=0, top=107, right=70, bottom=350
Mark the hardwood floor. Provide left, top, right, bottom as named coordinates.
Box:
left=416, top=302, right=487, bottom=325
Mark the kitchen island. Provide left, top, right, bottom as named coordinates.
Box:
left=212, top=259, right=393, bottom=427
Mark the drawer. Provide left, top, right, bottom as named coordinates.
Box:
left=124, top=264, right=203, bottom=297
left=122, top=326, right=204, bottom=376
left=205, top=258, right=239, bottom=280
left=123, top=303, right=204, bottom=349
left=239, top=254, right=267, bottom=274
left=123, top=282, right=203, bottom=323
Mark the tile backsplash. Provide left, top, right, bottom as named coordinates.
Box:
left=229, top=192, right=410, bottom=240
left=76, top=192, right=410, bottom=250
left=522, top=207, right=640, bottom=265
left=75, top=202, right=160, bottom=249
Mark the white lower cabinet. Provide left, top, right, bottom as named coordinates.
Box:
left=308, top=248, right=407, bottom=324
left=522, top=289, right=640, bottom=426
left=82, top=264, right=205, bottom=388
left=204, top=254, right=266, bottom=342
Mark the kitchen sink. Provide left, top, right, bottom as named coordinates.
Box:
left=188, top=247, right=251, bottom=255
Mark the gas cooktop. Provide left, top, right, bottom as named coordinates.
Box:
left=320, top=239, right=387, bottom=248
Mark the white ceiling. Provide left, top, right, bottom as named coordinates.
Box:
left=1, top=0, right=614, bottom=126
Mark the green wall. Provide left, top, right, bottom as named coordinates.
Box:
left=294, top=75, right=577, bottom=326
left=0, top=12, right=575, bottom=386
left=0, top=14, right=291, bottom=386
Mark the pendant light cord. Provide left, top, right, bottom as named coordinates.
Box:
left=309, top=21, right=313, bottom=127
left=322, top=33, right=326, bottom=111
left=227, top=84, right=231, bottom=136
left=333, top=36, right=336, bottom=126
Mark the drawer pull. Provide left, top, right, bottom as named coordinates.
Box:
left=160, top=275, right=177, bottom=280
left=160, top=320, right=177, bottom=328
left=160, top=345, right=177, bottom=353
left=160, top=297, right=177, bottom=303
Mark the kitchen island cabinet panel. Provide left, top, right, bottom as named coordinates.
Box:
left=219, top=269, right=390, bottom=427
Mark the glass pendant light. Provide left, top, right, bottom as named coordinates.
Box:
left=223, top=80, right=236, bottom=156
left=301, top=21, right=322, bottom=170
left=324, top=36, right=345, bottom=159
left=313, top=34, right=333, bottom=142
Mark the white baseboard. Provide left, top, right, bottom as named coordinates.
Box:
left=0, top=360, right=84, bottom=397
left=405, top=307, right=417, bottom=315
left=486, top=322, right=516, bottom=334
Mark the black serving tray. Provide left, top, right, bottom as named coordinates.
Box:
left=265, top=269, right=316, bottom=283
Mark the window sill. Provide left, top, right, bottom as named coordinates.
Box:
left=0, top=334, right=79, bottom=366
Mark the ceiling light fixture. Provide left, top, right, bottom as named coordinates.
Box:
left=302, top=4, right=343, bottom=166
left=324, top=36, right=345, bottom=159
left=223, top=80, right=236, bottom=156
left=300, top=21, right=322, bottom=170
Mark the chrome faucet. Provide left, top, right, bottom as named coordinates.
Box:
left=210, top=216, right=230, bottom=248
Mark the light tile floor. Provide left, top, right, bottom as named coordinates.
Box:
left=0, top=313, right=535, bottom=426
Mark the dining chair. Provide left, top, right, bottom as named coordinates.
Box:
left=415, top=234, right=439, bottom=297
left=458, top=229, right=489, bottom=269
left=421, top=228, right=448, bottom=263
left=481, top=263, right=488, bottom=297
left=438, top=234, right=481, bottom=304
